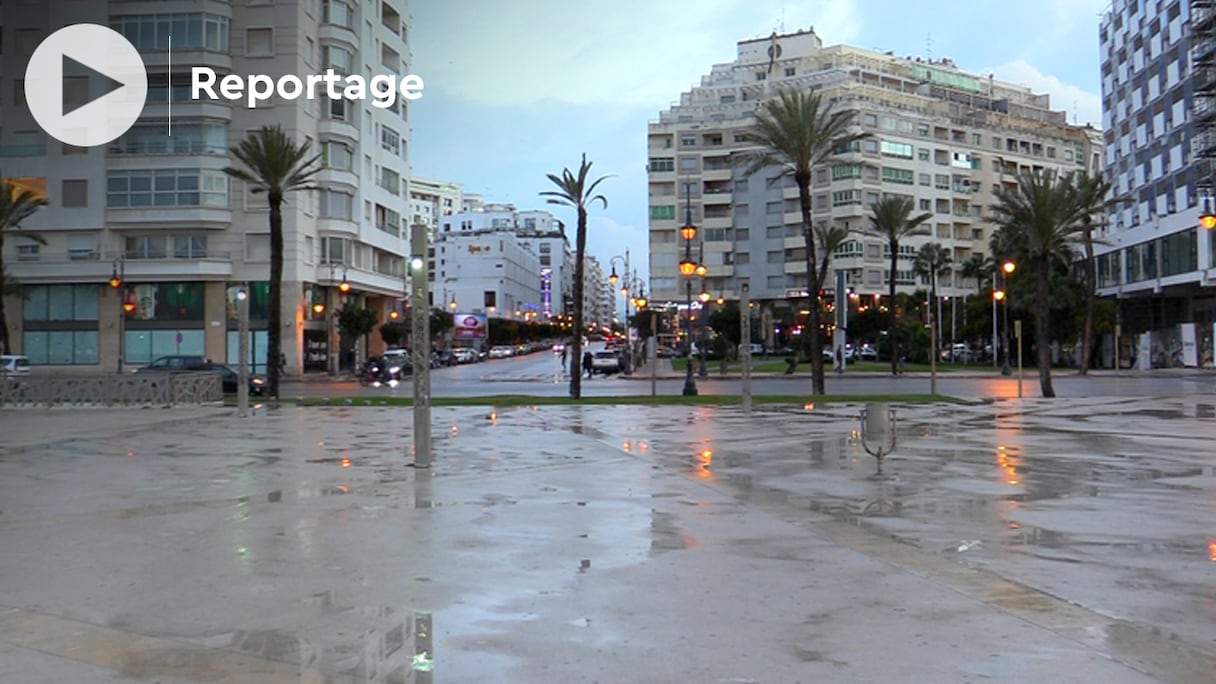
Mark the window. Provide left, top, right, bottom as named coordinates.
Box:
left=322, top=141, right=353, bottom=170
left=111, top=121, right=227, bottom=155
left=173, top=235, right=207, bottom=258
left=880, top=141, right=913, bottom=158
left=61, top=180, right=88, bottom=207
left=325, top=96, right=349, bottom=121
left=374, top=204, right=401, bottom=236
left=882, top=168, right=913, bottom=184
left=833, top=164, right=862, bottom=180
left=784, top=67, right=795, bottom=77
left=323, top=45, right=353, bottom=74
left=919, top=173, right=931, bottom=186
left=378, top=166, right=401, bottom=195
left=17, top=243, right=40, bottom=261
left=650, top=205, right=675, bottom=220
left=381, top=125, right=400, bottom=153
left=918, top=149, right=930, bottom=161
left=649, top=157, right=674, bottom=172
left=245, top=28, right=272, bottom=56
left=680, top=136, right=696, bottom=147
left=319, top=189, right=354, bottom=219
left=110, top=13, right=228, bottom=51
left=322, top=0, right=354, bottom=28
left=106, top=169, right=227, bottom=207
left=484, top=291, right=497, bottom=309
left=23, top=285, right=98, bottom=321
left=863, top=113, right=878, bottom=127
left=678, top=157, right=698, bottom=172
left=832, top=190, right=861, bottom=206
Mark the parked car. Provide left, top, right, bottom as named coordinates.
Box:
left=453, top=348, right=479, bottom=364
left=201, top=362, right=266, bottom=395
left=655, top=345, right=676, bottom=359
left=1, top=354, right=30, bottom=377
left=137, top=355, right=210, bottom=372
left=590, top=349, right=623, bottom=375
left=858, top=344, right=878, bottom=361
left=488, top=345, right=515, bottom=359
left=739, top=343, right=766, bottom=356
left=941, top=343, right=974, bottom=362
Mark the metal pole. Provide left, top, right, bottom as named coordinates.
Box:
left=411, top=224, right=432, bottom=467
left=1015, top=319, right=1023, bottom=398
left=116, top=258, right=125, bottom=374
left=650, top=312, right=657, bottom=397
left=238, top=283, right=249, bottom=417
left=681, top=183, right=698, bottom=396
left=1001, top=269, right=1012, bottom=376
left=741, top=282, right=752, bottom=414
left=991, top=269, right=998, bottom=370
left=929, top=271, right=937, bottom=395
left=327, top=264, right=337, bottom=377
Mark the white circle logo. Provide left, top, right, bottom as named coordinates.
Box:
left=24, top=24, right=148, bottom=148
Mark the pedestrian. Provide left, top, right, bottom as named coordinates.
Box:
left=583, top=350, right=593, bottom=379
left=561, top=346, right=568, bottom=369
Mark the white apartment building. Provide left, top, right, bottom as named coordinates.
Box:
left=582, top=254, right=610, bottom=329
left=408, top=175, right=463, bottom=236
left=647, top=28, right=1096, bottom=336
left=1094, top=0, right=1216, bottom=368
left=434, top=204, right=573, bottom=321
left=1, top=0, right=414, bottom=374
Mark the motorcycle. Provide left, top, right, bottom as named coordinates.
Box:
left=358, top=357, right=404, bottom=387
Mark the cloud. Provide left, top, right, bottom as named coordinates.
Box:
left=413, top=0, right=861, bottom=108
left=987, top=59, right=1103, bottom=127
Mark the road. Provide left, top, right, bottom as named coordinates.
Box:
left=283, top=347, right=1216, bottom=400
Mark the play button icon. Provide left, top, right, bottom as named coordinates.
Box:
left=24, top=24, right=148, bottom=148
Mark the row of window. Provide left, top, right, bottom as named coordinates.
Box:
left=107, top=169, right=228, bottom=208
left=110, top=13, right=229, bottom=51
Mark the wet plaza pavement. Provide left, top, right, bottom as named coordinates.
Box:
left=1, top=398, right=1214, bottom=682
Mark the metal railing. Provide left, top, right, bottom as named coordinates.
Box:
left=0, top=372, right=223, bottom=408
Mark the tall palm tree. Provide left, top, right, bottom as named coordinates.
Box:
left=541, top=154, right=609, bottom=399
left=990, top=169, right=1090, bottom=397
left=1071, top=171, right=1111, bottom=375
left=0, top=176, right=46, bottom=355
left=740, top=89, right=868, bottom=395
left=224, top=126, right=320, bottom=399
left=866, top=197, right=931, bottom=375
left=959, top=253, right=992, bottom=298
left=913, top=242, right=953, bottom=351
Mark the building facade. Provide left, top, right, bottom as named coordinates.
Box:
left=408, top=176, right=463, bottom=237
left=1095, top=0, right=1216, bottom=367
left=647, top=28, right=1095, bottom=346
left=1, top=0, right=413, bottom=374
left=434, top=204, right=572, bottom=322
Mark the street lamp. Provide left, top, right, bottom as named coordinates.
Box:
left=680, top=182, right=698, bottom=396
left=325, top=262, right=349, bottom=376
left=1000, top=260, right=1015, bottom=376
left=108, top=257, right=136, bottom=373
left=1201, top=196, right=1216, bottom=230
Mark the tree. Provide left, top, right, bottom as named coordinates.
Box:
left=430, top=308, right=454, bottom=340
left=0, top=177, right=46, bottom=355
left=990, top=169, right=1092, bottom=397
left=224, top=126, right=320, bottom=399
left=740, top=89, right=868, bottom=395
left=379, top=321, right=406, bottom=348
left=336, top=304, right=379, bottom=364
left=1071, top=171, right=1112, bottom=374
left=865, top=197, right=931, bottom=375
left=960, top=253, right=993, bottom=297
left=540, top=154, right=609, bottom=399
left=913, top=242, right=953, bottom=353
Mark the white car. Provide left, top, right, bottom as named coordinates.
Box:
left=590, top=350, right=623, bottom=374
left=488, top=345, right=515, bottom=359
left=1, top=354, right=31, bottom=377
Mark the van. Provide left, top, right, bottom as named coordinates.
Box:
left=0, top=355, right=31, bottom=377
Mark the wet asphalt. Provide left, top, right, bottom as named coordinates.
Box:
left=0, top=397, right=1214, bottom=682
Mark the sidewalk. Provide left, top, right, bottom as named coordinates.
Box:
left=2, top=399, right=1214, bottom=681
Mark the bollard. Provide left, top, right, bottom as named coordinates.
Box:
left=860, top=402, right=896, bottom=478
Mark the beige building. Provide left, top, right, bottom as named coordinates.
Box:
left=647, top=28, right=1096, bottom=312
left=1, top=0, right=413, bottom=374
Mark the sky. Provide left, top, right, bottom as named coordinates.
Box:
left=409, top=0, right=1112, bottom=286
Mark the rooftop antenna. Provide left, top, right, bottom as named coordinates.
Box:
left=1074, top=99, right=1079, bottom=123
left=926, top=32, right=933, bottom=61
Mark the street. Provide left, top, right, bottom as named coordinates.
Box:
left=284, top=347, right=1216, bottom=400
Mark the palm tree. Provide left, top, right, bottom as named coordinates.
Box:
left=866, top=197, right=931, bottom=375
left=740, top=89, right=868, bottom=395
left=224, top=126, right=320, bottom=399
left=540, top=154, right=609, bottom=399
left=1071, top=171, right=1111, bottom=375
left=959, top=253, right=992, bottom=298
left=0, top=177, right=46, bottom=354
left=990, top=169, right=1091, bottom=397
left=913, top=242, right=953, bottom=353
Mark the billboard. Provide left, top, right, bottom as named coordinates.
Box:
left=452, top=313, right=488, bottom=340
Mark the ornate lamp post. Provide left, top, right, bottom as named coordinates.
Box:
left=108, top=257, right=135, bottom=373
left=679, top=183, right=699, bottom=396
left=325, top=262, right=350, bottom=376
left=1000, top=260, right=1015, bottom=376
